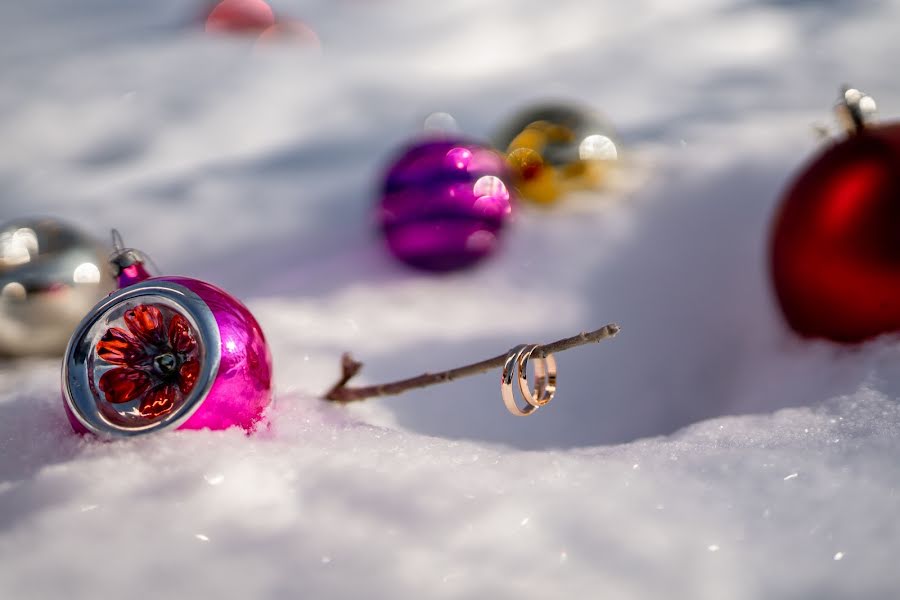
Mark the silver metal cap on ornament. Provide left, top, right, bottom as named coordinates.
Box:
left=0, top=218, right=115, bottom=357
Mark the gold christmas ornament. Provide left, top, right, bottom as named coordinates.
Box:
left=493, top=102, right=619, bottom=205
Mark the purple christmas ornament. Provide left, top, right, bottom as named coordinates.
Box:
left=62, top=239, right=272, bottom=437
left=378, top=138, right=515, bottom=271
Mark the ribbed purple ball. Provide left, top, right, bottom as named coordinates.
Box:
left=378, top=138, right=515, bottom=272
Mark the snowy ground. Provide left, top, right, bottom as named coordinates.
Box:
left=2, top=0, right=900, bottom=598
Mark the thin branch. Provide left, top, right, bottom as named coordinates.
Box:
left=324, top=323, right=620, bottom=403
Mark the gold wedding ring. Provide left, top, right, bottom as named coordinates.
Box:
left=517, top=344, right=557, bottom=408
left=501, top=344, right=558, bottom=416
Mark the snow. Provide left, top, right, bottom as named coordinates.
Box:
left=2, top=0, right=900, bottom=597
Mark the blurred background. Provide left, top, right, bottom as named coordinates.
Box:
left=3, top=2, right=900, bottom=599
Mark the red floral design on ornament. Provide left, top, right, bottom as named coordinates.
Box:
left=96, top=305, right=200, bottom=419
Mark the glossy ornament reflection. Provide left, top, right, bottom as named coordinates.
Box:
left=770, top=87, right=900, bottom=343
left=62, top=237, right=272, bottom=437
left=493, top=102, right=619, bottom=205
left=205, top=0, right=275, bottom=34
left=377, top=138, right=515, bottom=272
left=0, top=218, right=114, bottom=357
left=255, top=19, right=321, bottom=49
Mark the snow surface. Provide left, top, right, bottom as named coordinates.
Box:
left=2, top=0, right=900, bottom=597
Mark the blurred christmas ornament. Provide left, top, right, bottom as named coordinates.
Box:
left=422, top=112, right=461, bottom=137
left=0, top=218, right=114, bottom=358
left=204, top=0, right=275, bottom=34
left=493, top=102, right=619, bottom=205
left=255, top=19, right=321, bottom=49
left=62, top=232, right=272, bottom=437
left=377, top=138, right=515, bottom=272
left=770, top=86, right=900, bottom=343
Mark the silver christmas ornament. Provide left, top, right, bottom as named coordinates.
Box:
left=0, top=218, right=115, bottom=357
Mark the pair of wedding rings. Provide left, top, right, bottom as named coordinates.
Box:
left=500, top=344, right=558, bottom=416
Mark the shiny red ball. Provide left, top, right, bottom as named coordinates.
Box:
left=255, top=20, right=321, bottom=48
left=205, top=0, right=275, bottom=34
left=770, top=123, right=900, bottom=343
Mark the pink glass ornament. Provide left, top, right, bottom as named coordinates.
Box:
left=62, top=242, right=272, bottom=437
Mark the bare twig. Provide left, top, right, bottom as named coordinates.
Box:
left=324, top=323, right=620, bottom=403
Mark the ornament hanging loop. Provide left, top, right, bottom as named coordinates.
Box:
left=109, top=228, right=140, bottom=273
left=107, top=229, right=157, bottom=286
left=837, top=85, right=877, bottom=134
left=111, top=228, right=125, bottom=253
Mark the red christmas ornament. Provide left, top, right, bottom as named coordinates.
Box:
left=256, top=20, right=321, bottom=48
left=205, top=0, right=275, bottom=34
left=770, top=87, right=900, bottom=343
